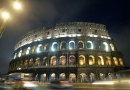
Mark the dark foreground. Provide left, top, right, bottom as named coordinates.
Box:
left=0, top=85, right=130, bottom=90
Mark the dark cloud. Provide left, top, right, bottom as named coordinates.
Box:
left=0, top=0, right=130, bottom=73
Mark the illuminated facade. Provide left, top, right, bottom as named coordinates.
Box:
left=9, top=22, right=126, bottom=83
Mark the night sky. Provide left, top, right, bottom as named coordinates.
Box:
left=0, top=0, right=130, bottom=74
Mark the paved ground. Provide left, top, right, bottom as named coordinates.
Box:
left=0, top=85, right=130, bottom=90
left=0, top=85, right=76, bottom=90
left=0, top=82, right=130, bottom=90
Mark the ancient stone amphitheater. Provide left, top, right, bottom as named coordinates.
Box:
left=9, top=22, right=126, bottom=83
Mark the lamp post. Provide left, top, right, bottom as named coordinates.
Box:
left=0, top=1, right=21, bottom=38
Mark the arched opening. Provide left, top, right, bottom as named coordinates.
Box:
left=18, top=50, right=22, bottom=57
left=35, top=57, right=40, bottom=66
left=110, top=43, right=115, bottom=51
left=119, top=58, right=124, bottom=66
left=40, top=73, right=47, bottom=82
left=90, top=73, right=96, bottom=82
left=116, top=73, right=121, bottom=79
left=60, top=41, right=66, bottom=50
left=69, top=41, right=75, bottom=49
left=31, top=46, right=36, bottom=53
left=59, top=56, right=66, bottom=65
left=52, top=42, right=58, bottom=51
left=26, top=47, right=31, bottom=55
left=20, top=61, right=23, bottom=68
left=44, top=43, right=49, bottom=51
left=13, top=63, right=16, bottom=70
left=29, top=58, right=34, bottom=67
left=106, top=56, right=111, bottom=66
left=80, top=73, right=87, bottom=83
left=50, top=56, right=57, bottom=66
left=79, top=55, right=85, bottom=65
left=59, top=73, right=66, bottom=80
left=36, top=44, right=43, bottom=53
left=69, top=73, right=76, bottom=83
left=98, top=56, right=104, bottom=65
left=16, top=61, right=19, bottom=69
left=43, top=57, right=48, bottom=66
left=88, top=55, right=95, bottom=65
left=113, top=57, right=118, bottom=66
left=94, top=42, right=99, bottom=50
left=69, top=55, right=75, bottom=65
left=87, top=41, right=93, bottom=49
left=99, top=73, right=106, bottom=80
left=49, top=73, right=56, bottom=81
left=24, top=59, right=28, bottom=67
left=22, top=49, right=26, bottom=56
left=13, top=53, right=17, bottom=59
left=35, top=74, right=39, bottom=81
left=78, top=41, right=84, bottom=49
left=108, top=73, right=114, bottom=80
left=103, top=42, right=109, bottom=51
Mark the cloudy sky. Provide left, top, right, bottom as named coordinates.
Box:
left=0, top=0, right=130, bottom=74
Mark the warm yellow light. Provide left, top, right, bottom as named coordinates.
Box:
left=24, top=74, right=30, bottom=75
left=80, top=62, right=84, bottom=65
left=14, top=2, right=21, bottom=9
left=79, top=59, right=84, bottom=65
left=1, top=12, right=9, bottom=19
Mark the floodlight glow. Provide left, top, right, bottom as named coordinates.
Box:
left=14, top=2, right=21, bottom=9
left=88, top=34, right=93, bottom=37
left=18, top=50, right=22, bottom=57
left=14, top=53, right=17, bottom=59
left=46, top=37, right=51, bottom=39
left=69, top=41, right=75, bottom=49
left=77, top=34, right=81, bottom=37
left=94, top=35, right=98, bottom=37
left=108, top=37, right=111, bottom=39
left=104, top=36, right=107, bottom=38
left=26, top=47, right=31, bottom=54
left=103, top=42, right=108, bottom=51
left=87, top=41, right=93, bottom=49
left=51, top=48, right=55, bottom=51
left=17, top=67, right=21, bottom=70
left=36, top=44, right=42, bottom=53
left=52, top=42, right=57, bottom=51
left=69, top=47, right=72, bottom=50
left=1, top=12, right=9, bottom=19
left=60, top=35, right=67, bottom=37
left=38, top=38, right=41, bottom=41
left=24, top=74, right=30, bottom=75
left=92, top=81, right=114, bottom=85
left=23, top=82, right=38, bottom=87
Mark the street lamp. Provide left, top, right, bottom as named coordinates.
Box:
left=14, top=2, right=21, bottom=10
left=0, top=1, right=21, bottom=38
left=1, top=12, right=9, bottom=19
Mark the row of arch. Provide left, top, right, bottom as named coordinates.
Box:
left=13, top=40, right=116, bottom=59
left=38, top=72, right=128, bottom=83
left=9, top=55, right=124, bottom=71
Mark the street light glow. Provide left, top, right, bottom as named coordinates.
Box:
left=0, top=1, right=22, bottom=38
left=14, top=2, right=21, bottom=10
left=1, top=12, right=9, bottom=19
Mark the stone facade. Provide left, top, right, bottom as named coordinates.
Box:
left=9, top=22, right=126, bottom=83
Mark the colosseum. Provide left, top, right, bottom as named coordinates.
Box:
left=9, top=22, right=126, bottom=83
